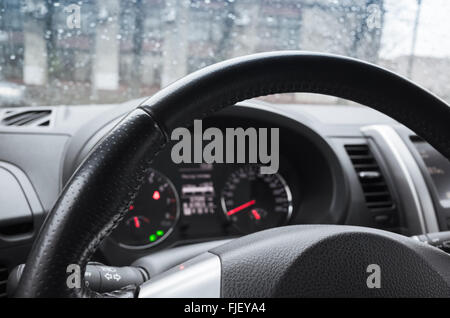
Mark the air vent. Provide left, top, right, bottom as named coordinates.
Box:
left=1, top=109, right=52, bottom=127
left=0, top=265, right=8, bottom=298
left=345, top=144, right=399, bottom=230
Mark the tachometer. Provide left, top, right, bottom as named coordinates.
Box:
left=221, top=166, right=293, bottom=234
left=111, top=169, right=180, bottom=248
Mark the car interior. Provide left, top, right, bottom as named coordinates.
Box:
left=1, top=0, right=450, bottom=300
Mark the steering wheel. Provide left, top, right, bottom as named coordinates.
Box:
left=16, top=52, right=450, bottom=297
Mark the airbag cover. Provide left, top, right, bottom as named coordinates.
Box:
left=210, top=225, right=450, bottom=297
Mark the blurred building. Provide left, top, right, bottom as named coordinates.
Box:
left=0, top=0, right=384, bottom=106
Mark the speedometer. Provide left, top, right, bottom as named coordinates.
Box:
left=221, top=166, right=293, bottom=234
left=111, top=168, right=180, bottom=248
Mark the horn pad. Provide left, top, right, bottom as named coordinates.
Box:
left=210, top=225, right=450, bottom=297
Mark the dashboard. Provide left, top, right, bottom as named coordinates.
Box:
left=413, top=138, right=450, bottom=207
left=1, top=99, right=450, bottom=271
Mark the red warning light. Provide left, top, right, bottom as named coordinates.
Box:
left=129, top=205, right=135, bottom=211
left=152, top=191, right=161, bottom=200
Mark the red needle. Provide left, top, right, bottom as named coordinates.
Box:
left=133, top=217, right=141, bottom=228
left=251, top=209, right=261, bottom=220
left=227, top=200, right=256, bottom=216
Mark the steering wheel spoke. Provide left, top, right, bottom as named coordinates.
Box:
left=138, top=253, right=221, bottom=298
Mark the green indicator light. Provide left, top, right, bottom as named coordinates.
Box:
left=149, top=234, right=157, bottom=242
left=156, top=230, right=164, bottom=236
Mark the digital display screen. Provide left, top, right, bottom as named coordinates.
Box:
left=414, top=141, right=450, bottom=207
left=179, top=164, right=216, bottom=216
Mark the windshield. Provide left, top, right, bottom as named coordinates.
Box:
left=0, top=0, right=449, bottom=107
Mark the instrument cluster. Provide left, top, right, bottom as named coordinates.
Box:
left=110, top=162, right=297, bottom=250
left=106, top=110, right=342, bottom=254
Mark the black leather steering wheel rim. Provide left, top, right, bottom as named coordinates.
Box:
left=16, top=51, right=450, bottom=298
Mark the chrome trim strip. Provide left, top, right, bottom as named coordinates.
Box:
left=138, top=252, right=221, bottom=298
left=361, top=125, right=439, bottom=234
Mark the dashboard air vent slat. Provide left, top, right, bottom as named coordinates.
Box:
left=345, top=144, right=400, bottom=231
left=0, top=265, right=8, bottom=298
left=1, top=109, right=52, bottom=127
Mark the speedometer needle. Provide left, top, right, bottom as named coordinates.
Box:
left=227, top=200, right=256, bottom=216
left=133, top=217, right=141, bottom=229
